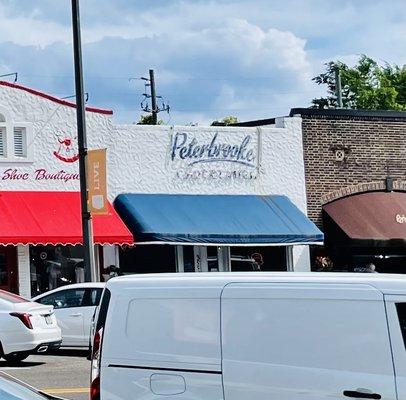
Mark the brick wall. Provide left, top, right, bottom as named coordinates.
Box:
left=301, top=113, right=406, bottom=228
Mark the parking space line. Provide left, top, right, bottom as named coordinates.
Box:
left=42, top=387, right=89, bottom=394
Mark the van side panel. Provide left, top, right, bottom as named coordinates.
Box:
left=102, top=367, right=223, bottom=400
left=384, top=295, right=406, bottom=399
left=101, top=287, right=224, bottom=400
left=221, top=283, right=396, bottom=400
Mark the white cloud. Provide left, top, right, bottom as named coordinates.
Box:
left=0, top=5, right=70, bottom=47
left=0, top=0, right=405, bottom=125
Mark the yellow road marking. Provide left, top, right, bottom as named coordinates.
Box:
left=41, top=387, right=89, bottom=394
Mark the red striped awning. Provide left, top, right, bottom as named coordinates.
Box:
left=0, top=191, right=134, bottom=246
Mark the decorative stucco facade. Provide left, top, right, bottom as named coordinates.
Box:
left=0, top=81, right=313, bottom=296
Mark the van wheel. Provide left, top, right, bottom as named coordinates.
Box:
left=3, top=352, right=29, bottom=364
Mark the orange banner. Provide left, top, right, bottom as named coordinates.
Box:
left=87, top=149, right=108, bottom=215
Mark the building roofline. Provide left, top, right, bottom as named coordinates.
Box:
left=290, top=107, right=406, bottom=119
left=0, top=81, right=113, bottom=115
left=228, top=117, right=276, bottom=127
left=210, top=108, right=406, bottom=128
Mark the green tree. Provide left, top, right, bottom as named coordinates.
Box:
left=312, top=55, right=406, bottom=110
left=137, top=114, right=164, bottom=125
left=211, top=116, right=239, bottom=126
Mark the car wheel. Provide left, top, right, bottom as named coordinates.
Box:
left=3, top=352, right=29, bottom=364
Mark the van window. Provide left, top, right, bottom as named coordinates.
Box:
left=96, top=288, right=111, bottom=332
left=222, top=289, right=393, bottom=375
left=87, top=288, right=103, bottom=307
left=396, top=303, right=406, bottom=347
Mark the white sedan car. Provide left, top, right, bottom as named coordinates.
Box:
left=0, top=290, right=61, bottom=363
left=32, top=283, right=105, bottom=349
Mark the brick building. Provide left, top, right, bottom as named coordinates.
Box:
left=234, top=108, right=406, bottom=273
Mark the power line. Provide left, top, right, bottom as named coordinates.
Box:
left=113, top=105, right=293, bottom=112
left=0, top=72, right=18, bottom=82
left=17, top=73, right=320, bottom=83
left=61, top=92, right=89, bottom=102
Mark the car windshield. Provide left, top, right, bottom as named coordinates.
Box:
left=0, top=290, right=29, bottom=304
left=0, top=373, right=57, bottom=400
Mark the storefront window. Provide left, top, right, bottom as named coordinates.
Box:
left=207, top=247, right=219, bottom=272
left=229, top=246, right=287, bottom=271
left=119, top=245, right=176, bottom=276
left=182, top=246, right=195, bottom=272
left=177, top=246, right=223, bottom=272
left=30, top=245, right=85, bottom=297
left=0, top=253, right=7, bottom=286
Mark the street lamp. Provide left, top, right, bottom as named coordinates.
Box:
left=70, top=0, right=97, bottom=282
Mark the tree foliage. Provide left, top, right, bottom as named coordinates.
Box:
left=312, top=55, right=406, bottom=110
left=137, top=114, right=164, bottom=125
left=211, top=116, right=239, bottom=126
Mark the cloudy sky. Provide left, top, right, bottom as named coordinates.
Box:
left=0, top=0, right=405, bottom=125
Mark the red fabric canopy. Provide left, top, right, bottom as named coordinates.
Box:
left=323, top=191, right=406, bottom=241
left=0, top=191, right=134, bottom=245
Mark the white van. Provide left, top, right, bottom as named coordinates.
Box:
left=91, top=273, right=406, bottom=400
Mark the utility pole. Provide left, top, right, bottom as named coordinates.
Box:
left=149, top=69, right=158, bottom=125
left=137, top=69, right=170, bottom=124
left=335, top=66, right=343, bottom=108
left=70, top=0, right=97, bottom=282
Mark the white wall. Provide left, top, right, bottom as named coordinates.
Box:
left=109, top=120, right=306, bottom=207
left=0, top=83, right=311, bottom=271
left=0, top=83, right=111, bottom=191
left=107, top=120, right=310, bottom=271
left=17, top=245, right=30, bottom=298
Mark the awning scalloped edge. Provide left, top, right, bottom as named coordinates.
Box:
left=0, top=241, right=135, bottom=247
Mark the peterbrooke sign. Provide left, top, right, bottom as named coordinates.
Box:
left=170, top=131, right=259, bottom=181
left=171, top=132, right=256, bottom=167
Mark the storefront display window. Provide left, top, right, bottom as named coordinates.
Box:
left=0, top=253, right=7, bottom=286
left=182, top=246, right=195, bottom=272
left=229, top=246, right=287, bottom=271
left=175, top=245, right=285, bottom=272
left=0, top=247, right=17, bottom=293
left=207, top=247, right=219, bottom=272
left=119, top=245, right=177, bottom=275
left=30, top=245, right=85, bottom=297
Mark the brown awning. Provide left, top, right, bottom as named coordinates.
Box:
left=323, top=191, right=406, bottom=247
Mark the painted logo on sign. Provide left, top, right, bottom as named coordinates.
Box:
left=396, top=214, right=406, bottom=224
left=54, top=135, right=79, bottom=163
left=171, top=132, right=256, bottom=167
left=169, top=130, right=260, bottom=182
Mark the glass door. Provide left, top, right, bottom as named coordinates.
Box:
left=176, top=246, right=231, bottom=272
left=0, top=246, right=18, bottom=293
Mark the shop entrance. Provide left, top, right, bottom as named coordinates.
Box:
left=0, top=246, right=18, bottom=293
left=119, top=244, right=290, bottom=275
left=178, top=246, right=288, bottom=272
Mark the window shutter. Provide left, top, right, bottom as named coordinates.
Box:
left=14, top=128, right=27, bottom=157
left=0, top=127, right=5, bottom=157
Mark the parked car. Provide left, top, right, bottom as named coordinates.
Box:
left=91, top=272, right=406, bottom=400
left=0, top=371, right=65, bottom=399
left=0, top=290, right=61, bottom=364
left=33, top=283, right=105, bottom=349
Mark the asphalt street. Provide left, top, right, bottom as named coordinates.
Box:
left=0, top=349, right=90, bottom=400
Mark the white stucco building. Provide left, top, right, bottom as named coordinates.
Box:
left=0, top=81, right=322, bottom=298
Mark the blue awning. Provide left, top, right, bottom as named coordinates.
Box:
left=114, top=194, right=323, bottom=245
